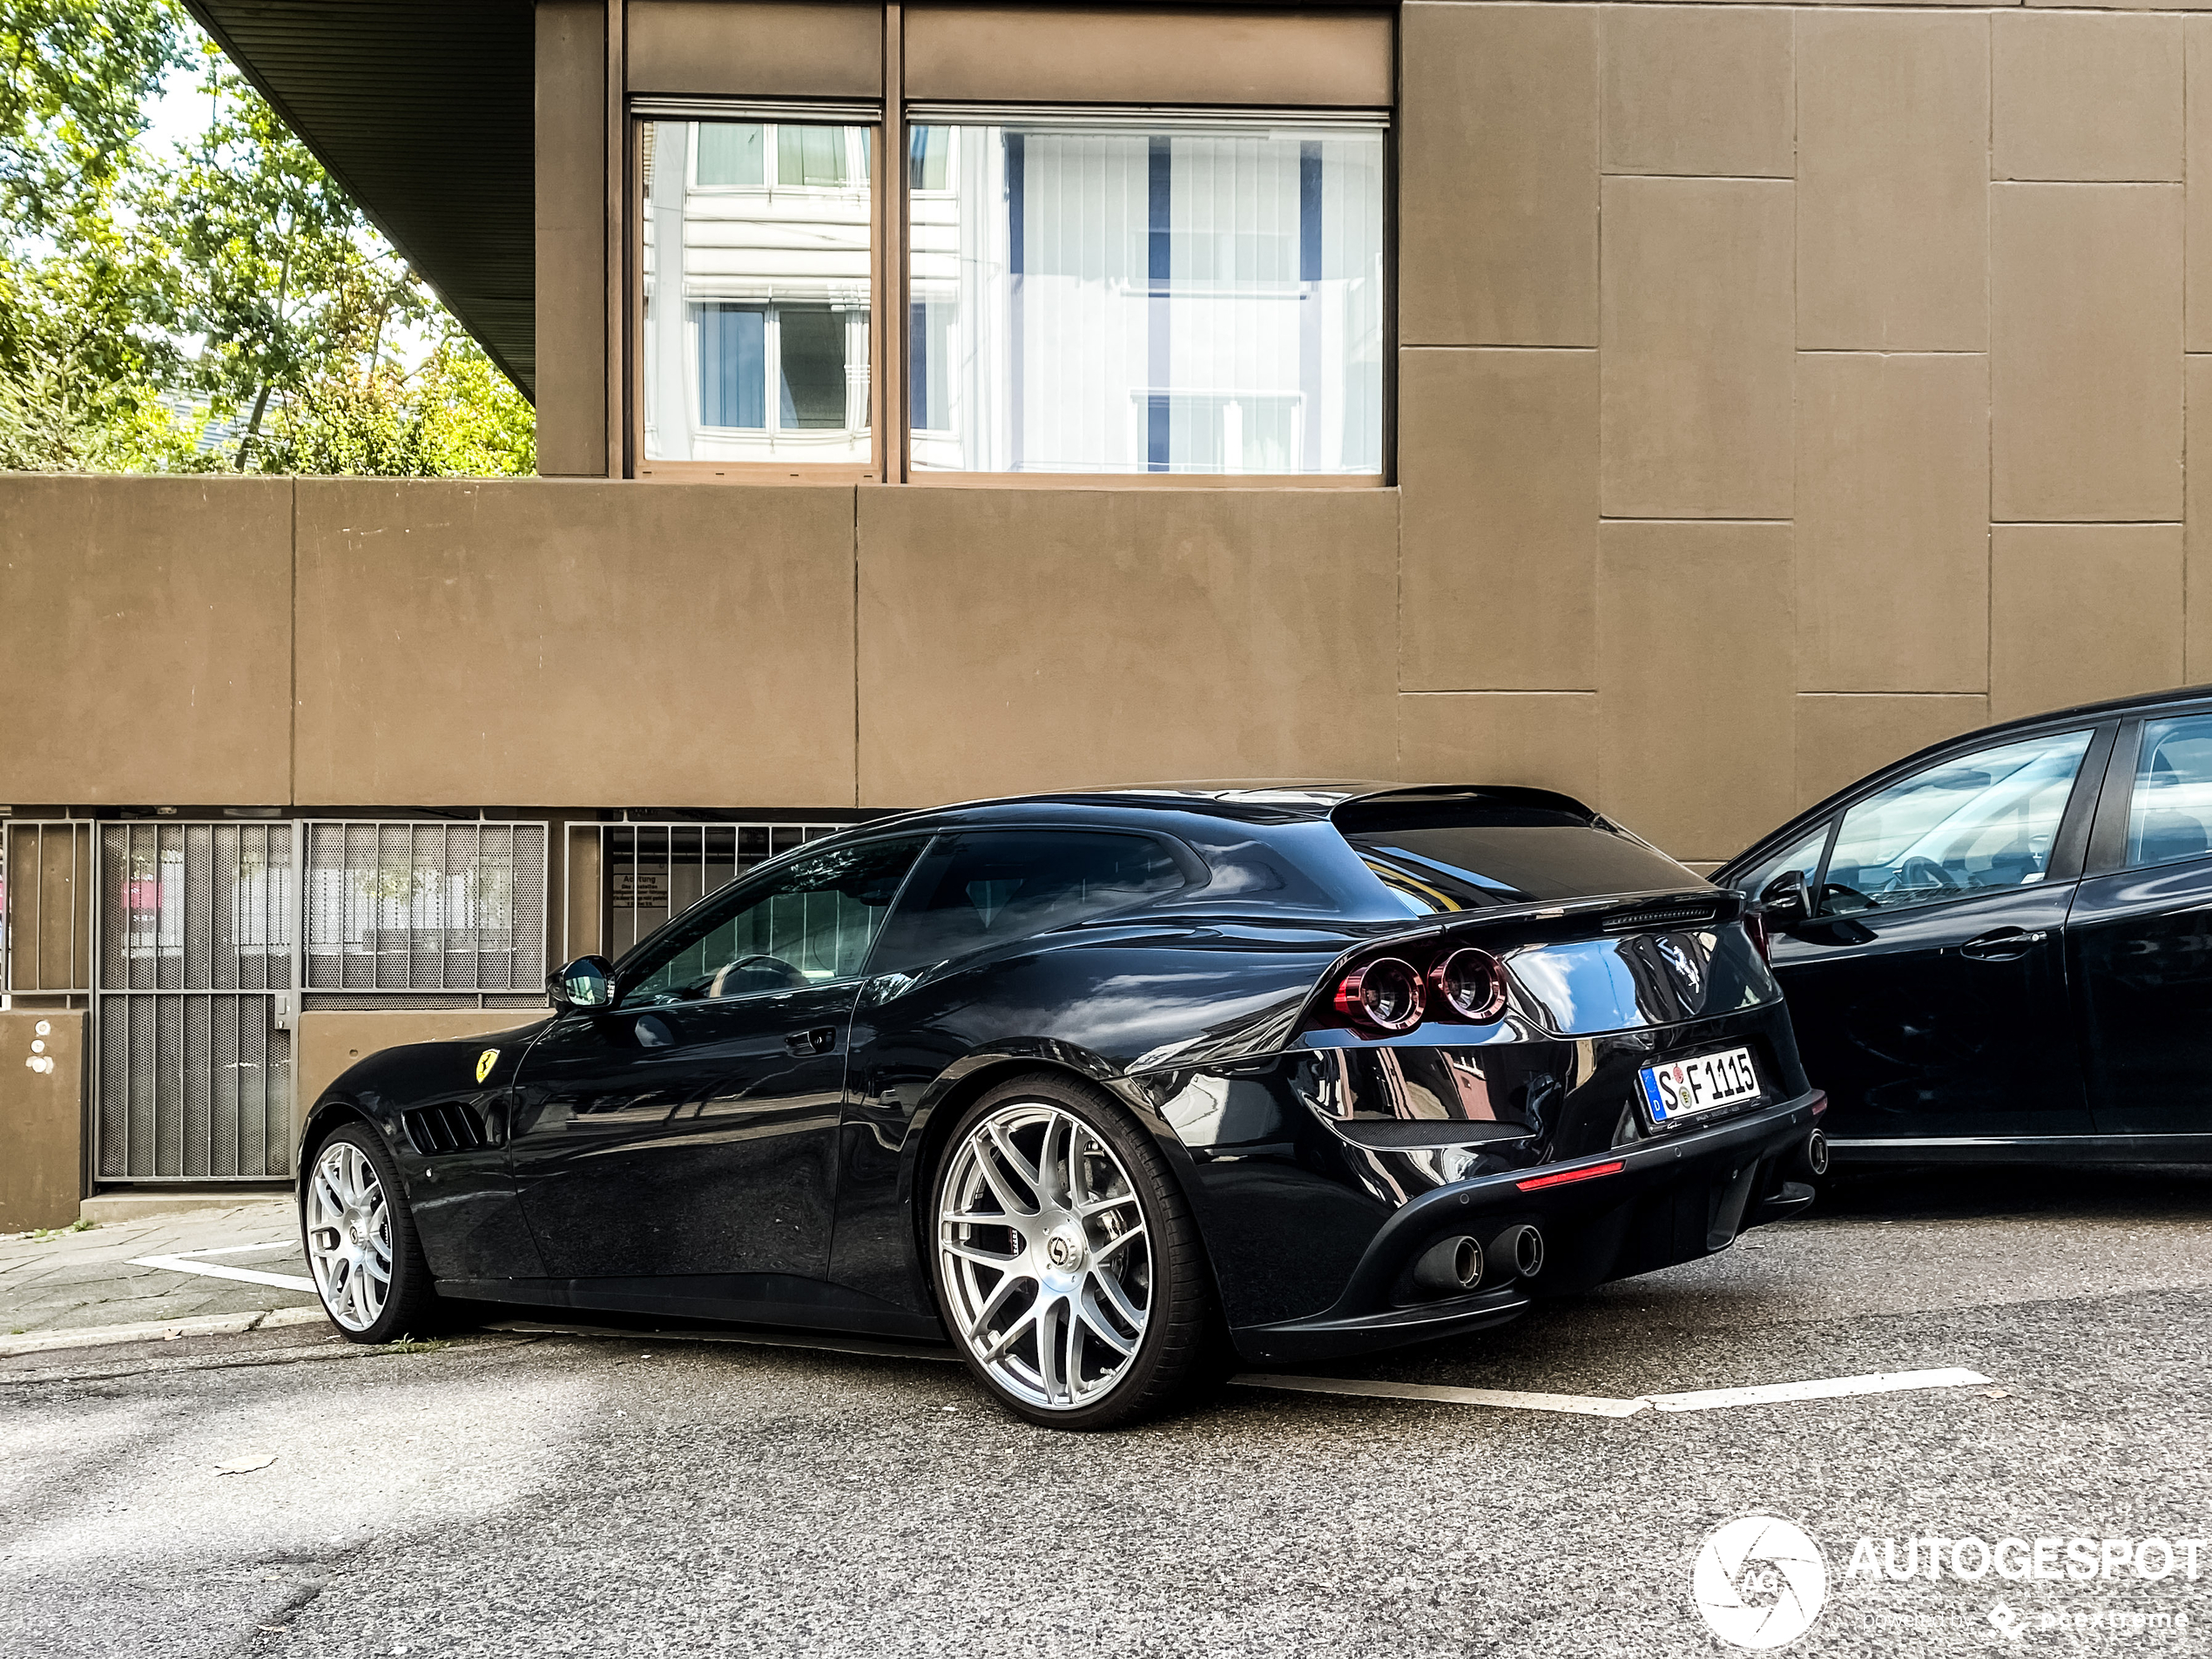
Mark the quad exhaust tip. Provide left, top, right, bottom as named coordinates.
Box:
left=1413, top=1234, right=1483, bottom=1294
left=1487, top=1223, right=1545, bottom=1281
left=1804, top=1129, right=1830, bottom=1179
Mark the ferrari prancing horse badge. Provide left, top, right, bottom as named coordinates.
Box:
left=475, top=1048, right=499, bottom=1085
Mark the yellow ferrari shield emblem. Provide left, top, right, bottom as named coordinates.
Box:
left=475, top=1048, right=500, bottom=1085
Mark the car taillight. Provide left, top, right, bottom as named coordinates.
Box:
left=1744, top=911, right=1771, bottom=962
left=1332, top=956, right=1426, bottom=1035
left=1429, top=948, right=1507, bottom=1022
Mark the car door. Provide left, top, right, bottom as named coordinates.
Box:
left=1762, top=723, right=2111, bottom=1143
left=507, top=835, right=927, bottom=1293
left=2067, top=707, right=2212, bottom=1138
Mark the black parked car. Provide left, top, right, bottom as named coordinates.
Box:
left=301, top=786, right=1824, bottom=1427
left=1720, top=685, right=2212, bottom=1165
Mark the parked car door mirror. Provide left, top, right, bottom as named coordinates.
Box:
left=548, top=955, right=617, bottom=1012
left=1757, top=868, right=1811, bottom=927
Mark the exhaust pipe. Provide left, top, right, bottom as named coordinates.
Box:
left=1412, top=1234, right=1483, bottom=1295
left=1795, top=1129, right=1830, bottom=1180
left=1486, top=1224, right=1545, bottom=1282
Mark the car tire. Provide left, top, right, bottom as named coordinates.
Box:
left=929, top=1071, right=1217, bottom=1430
left=300, top=1123, right=442, bottom=1344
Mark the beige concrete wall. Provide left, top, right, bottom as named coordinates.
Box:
left=1397, top=0, right=2209, bottom=860
left=296, top=1011, right=532, bottom=1130
left=0, top=1010, right=83, bottom=1230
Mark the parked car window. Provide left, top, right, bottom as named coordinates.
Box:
left=1821, top=730, right=2093, bottom=914
left=1336, top=799, right=1699, bottom=913
left=870, top=831, right=1190, bottom=971
left=2127, top=713, right=2212, bottom=869
left=618, top=838, right=925, bottom=1006
left=1734, top=826, right=1829, bottom=901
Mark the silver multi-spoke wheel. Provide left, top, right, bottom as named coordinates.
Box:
left=305, top=1137, right=393, bottom=1332
left=938, top=1101, right=1153, bottom=1411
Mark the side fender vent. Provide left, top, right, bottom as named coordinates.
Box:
left=1601, top=901, right=1720, bottom=934
left=403, top=1103, right=487, bottom=1157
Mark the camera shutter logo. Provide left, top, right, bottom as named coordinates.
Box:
left=1693, top=1515, right=1829, bottom=1649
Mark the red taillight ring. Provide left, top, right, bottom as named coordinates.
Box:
left=1332, top=956, right=1426, bottom=1035
left=1429, top=948, right=1507, bottom=1022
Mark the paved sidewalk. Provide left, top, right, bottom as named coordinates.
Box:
left=0, top=1197, right=314, bottom=1336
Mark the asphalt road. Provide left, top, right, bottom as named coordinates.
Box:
left=3, top=1166, right=2209, bottom=1658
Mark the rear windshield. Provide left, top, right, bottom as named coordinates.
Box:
left=1335, top=800, right=1702, bottom=913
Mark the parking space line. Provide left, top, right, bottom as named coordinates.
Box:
left=1232, top=1374, right=1646, bottom=1417
left=1641, top=1366, right=1992, bottom=1413
left=126, top=1254, right=316, bottom=1293
left=1233, top=1366, right=1993, bottom=1418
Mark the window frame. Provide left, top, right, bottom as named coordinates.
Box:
left=2087, top=704, right=2212, bottom=876
left=1807, top=722, right=2114, bottom=921
left=610, top=833, right=929, bottom=1008
left=623, top=97, right=1394, bottom=488
left=629, top=100, right=889, bottom=483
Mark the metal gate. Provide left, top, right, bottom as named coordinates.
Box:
left=95, top=821, right=296, bottom=1181
left=566, top=820, right=852, bottom=961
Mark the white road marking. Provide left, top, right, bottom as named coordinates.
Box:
left=172, top=1240, right=298, bottom=1258
left=127, top=1254, right=316, bottom=1293
left=1233, top=1373, right=1645, bottom=1418
left=1642, top=1366, right=1992, bottom=1413
left=1234, top=1366, right=1993, bottom=1418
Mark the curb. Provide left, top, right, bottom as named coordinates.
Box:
left=0, top=1305, right=327, bottom=1358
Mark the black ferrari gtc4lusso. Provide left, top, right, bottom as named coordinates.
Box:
left=299, top=786, right=1826, bottom=1427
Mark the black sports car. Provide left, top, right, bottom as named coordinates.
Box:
left=300, top=786, right=1824, bottom=1427
left=1719, top=685, right=2212, bottom=1166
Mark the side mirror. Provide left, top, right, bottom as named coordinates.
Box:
left=1757, top=868, right=1812, bottom=928
left=547, top=954, right=617, bottom=1013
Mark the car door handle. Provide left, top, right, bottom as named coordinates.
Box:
left=1959, top=928, right=2048, bottom=961
left=785, top=1027, right=838, bottom=1055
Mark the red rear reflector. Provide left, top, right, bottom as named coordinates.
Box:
left=1515, top=1159, right=1625, bottom=1192
left=1810, top=1090, right=1827, bottom=1117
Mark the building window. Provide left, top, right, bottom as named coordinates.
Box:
left=906, top=118, right=1385, bottom=477
left=639, top=118, right=873, bottom=464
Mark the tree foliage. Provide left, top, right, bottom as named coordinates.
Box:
left=0, top=8, right=534, bottom=475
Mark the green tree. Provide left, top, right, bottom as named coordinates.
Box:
left=1, top=0, right=185, bottom=235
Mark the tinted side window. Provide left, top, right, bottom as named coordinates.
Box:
left=1822, top=729, right=2091, bottom=914
left=1735, top=826, right=1829, bottom=900
left=870, top=831, right=1189, bottom=972
left=619, top=838, right=926, bottom=1007
left=2128, top=714, right=2212, bottom=869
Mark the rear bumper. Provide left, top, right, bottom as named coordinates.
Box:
left=1230, top=1089, right=1822, bottom=1363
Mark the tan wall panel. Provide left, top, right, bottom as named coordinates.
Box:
left=1992, top=184, right=2183, bottom=523
left=0, top=476, right=291, bottom=805
left=295, top=480, right=858, bottom=807
left=2190, top=24, right=2212, bottom=350
left=2190, top=355, right=2212, bottom=679
left=1994, top=12, right=2182, bottom=184
left=1600, top=177, right=1794, bottom=519
left=1597, top=523, right=1793, bottom=864
left=1399, top=4, right=1596, bottom=347
left=904, top=7, right=1391, bottom=107
left=1991, top=525, right=2185, bottom=724
left=855, top=488, right=1400, bottom=805
left=1797, top=12, right=1986, bottom=351
left=628, top=1, right=882, bottom=97
left=536, top=0, right=608, bottom=478
left=0, top=1010, right=83, bottom=1230
left=1398, top=693, right=1599, bottom=803
left=1399, top=349, right=1596, bottom=692
left=297, top=1010, right=529, bottom=1127
left=1600, top=6, right=1793, bottom=179
left=1796, top=694, right=1991, bottom=813
left=1796, top=353, right=1989, bottom=694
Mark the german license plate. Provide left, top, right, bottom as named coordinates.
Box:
left=1637, top=1046, right=1760, bottom=1124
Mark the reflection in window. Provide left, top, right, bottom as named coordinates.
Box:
left=2128, top=714, right=2212, bottom=869
left=1734, top=826, right=1828, bottom=903
left=640, top=119, right=873, bottom=463
left=1822, top=731, right=2092, bottom=914
left=907, top=120, right=1385, bottom=475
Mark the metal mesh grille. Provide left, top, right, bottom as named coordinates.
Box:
left=96, top=992, right=291, bottom=1179
left=98, top=822, right=293, bottom=993
left=305, top=822, right=547, bottom=992
left=596, top=822, right=844, bottom=961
